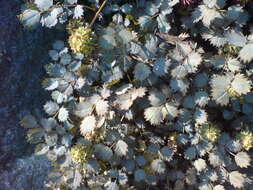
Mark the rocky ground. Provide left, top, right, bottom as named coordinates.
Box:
left=0, top=1, right=56, bottom=189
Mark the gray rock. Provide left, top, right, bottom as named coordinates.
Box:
left=0, top=0, right=63, bottom=189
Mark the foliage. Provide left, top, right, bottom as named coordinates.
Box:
left=19, top=0, right=253, bottom=189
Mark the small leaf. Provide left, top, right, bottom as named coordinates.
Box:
left=213, top=185, right=225, bottom=190
left=58, top=107, right=69, bottom=122
left=134, top=169, right=146, bottom=182
left=19, top=9, right=41, bottom=28
left=74, top=101, right=93, bottom=118
left=153, top=58, right=171, bottom=76
left=144, top=106, right=165, bottom=125
left=104, top=181, right=119, bottom=190
left=229, top=171, right=246, bottom=188
left=80, top=115, right=96, bottom=136
left=35, top=143, right=49, bottom=155
left=94, top=144, right=113, bottom=161
left=44, top=101, right=59, bottom=115
left=20, top=115, right=38, bottom=128
left=193, top=158, right=207, bottom=172
left=239, top=43, right=253, bottom=63
left=95, top=99, right=109, bottom=116
left=35, top=0, right=53, bottom=11
left=231, top=74, right=252, bottom=95
left=42, top=78, right=59, bottom=91
left=73, top=5, right=84, bottom=19
left=114, top=140, right=128, bottom=156
left=234, top=152, right=251, bottom=168
left=151, top=159, right=166, bottom=173
left=148, top=91, right=166, bottom=106
left=134, top=62, right=151, bottom=81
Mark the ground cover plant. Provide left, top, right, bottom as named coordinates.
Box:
left=19, top=0, right=253, bottom=189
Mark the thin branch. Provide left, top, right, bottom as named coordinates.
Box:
left=89, top=0, right=108, bottom=28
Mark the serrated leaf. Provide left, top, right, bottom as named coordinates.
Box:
left=225, top=29, right=247, bottom=47
left=104, top=181, right=119, bottom=190
left=229, top=171, right=246, bottom=188
left=227, top=58, right=242, bottom=72
left=40, top=10, right=58, bottom=28
left=74, top=101, right=93, bottom=118
left=95, top=99, right=109, bottom=116
left=42, top=78, right=59, bottom=91
left=157, top=13, right=171, bottom=33
left=231, top=74, right=252, bottom=95
left=80, top=115, right=96, bottom=136
left=239, top=43, right=253, bottom=63
left=184, top=52, right=202, bottom=73
left=202, top=32, right=226, bottom=47
left=148, top=91, right=166, bottom=106
left=134, top=169, right=146, bottom=182
left=134, top=62, right=151, bottom=81
left=35, top=143, right=49, bottom=155
left=164, top=103, right=179, bottom=121
left=170, top=78, right=189, bottom=95
left=151, top=159, right=166, bottom=173
left=184, top=146, right=197, bottom=160
left=194, top=91, right=209, bottom=107
left=235, top=152, right=251, bottom=168
left=35, top=0, right=53, bottom=11
left=210, top=74, right=232, bottom=106
left=114, top=140, right=128, bottom=156
left=20, top=115, right=38, bottom=128
left=19, top=9, right=41, bottom=28
left=94, top=144, right=113, bottom=161
left=193, top=158, right=207, bottom=172
left=73, top=169, right=82, bottom=189
left=194, top=109, right=207, bottom=124
left=153, top=58, right=171, bottom=76
left=58, top=107, right=69, bottom=122
left=44, top=101, right=59, bottom=115
left=209, top=151, right=224, bottom=167
left=73, top=5, right=84, bottom=19
left=144, top=106, right=165, bottom=125
left=213, top=185, right=225, bottom=190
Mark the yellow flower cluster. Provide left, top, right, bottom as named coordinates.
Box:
left=200, top=124, right=221, bottom=142
left=238, top=131, right=253, bottom=151
left=222, top=43, right=241, bottom=58
left=68, top=26, right=95, bottom=55
left=70, top=144, right=92, bottom=163
left=226, top=86, right=241, bottom=99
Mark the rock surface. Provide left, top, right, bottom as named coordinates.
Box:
left=0, top=0, right=56, bottom=189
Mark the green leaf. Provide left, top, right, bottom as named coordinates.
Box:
left=151, top=159, right=166, bottom=173
left=239, top=43, right=253, bottom=63
left=114, top=140, right=128, bottom=156
left=44, top=101, right=59, bottom=115
left=229, top=171, right=246, bottom=188
left=19, top=9, right=41, bottom=29
left=148, top=90, right=166, bottom=107
left=58, top=107, right=69, bottom=122
left=210, top=74, right=232, bottom=106
left=134, top=62, right=151, bottom=81
left=80, top=115, right=96, bottom=136
left=231, top=74, right=252, bottom=95
left=35, top=143, right=49, bottom=155
left=94, top=144, right=113, bottom=161
left=35, top=0, right=53, bottom=11
left=193, top=158, right=207, bottom=172
left=234, top=152, right=251, bottom=168
left=20, top=115, right=38, bottom=128
left=144, top=106, right=165, bottom=125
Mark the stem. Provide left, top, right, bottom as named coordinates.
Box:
left=89, top=0, right=108, bottom=28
